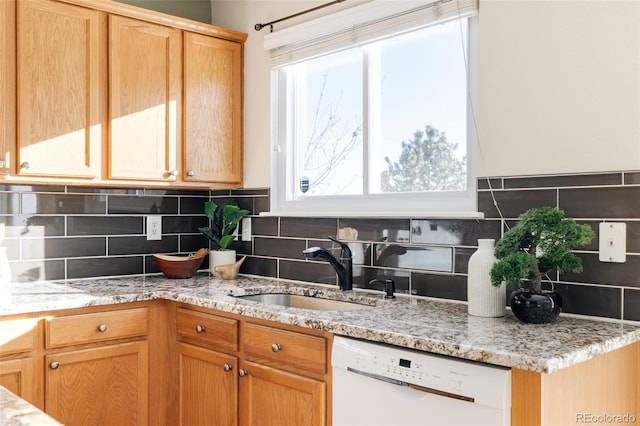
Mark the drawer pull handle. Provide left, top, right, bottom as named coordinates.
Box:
left=195, top=325, right=206, bottom=333
left=238, top=368, right=247, bottom=377
left=223, top=363, right=233, bottom=372
left=98, top=324, right=108, bottom=332
left=187, top=170, right=195, bottom=177
left=50, top=361, right=60, bottom=369
left=271, top=343, right=281, bottom=352
left=21, top=161, right=30, bottom=169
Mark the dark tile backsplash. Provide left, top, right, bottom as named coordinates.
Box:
left=1, top=170, right=638, bottom=323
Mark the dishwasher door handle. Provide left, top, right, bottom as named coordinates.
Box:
left=346, top=367, right=474, bottom=403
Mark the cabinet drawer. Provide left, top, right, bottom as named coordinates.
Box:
left=0, top=318, right=38, bottom=356
left=176, top=308, right=238, bottom=352
left=46, top=307, right=148, bottom=348
left=242, top=323, right=326, bottom=375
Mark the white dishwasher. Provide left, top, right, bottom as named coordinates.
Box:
left=332, top=336, right=511, bottom=426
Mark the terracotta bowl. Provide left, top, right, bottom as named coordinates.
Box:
left=153, top=252, right=206, bottom=279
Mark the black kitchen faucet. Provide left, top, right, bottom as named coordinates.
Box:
left=303, top=236, right=353, bottom=292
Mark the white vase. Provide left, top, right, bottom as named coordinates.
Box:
left=467, top=239, right=505, bottom=317
left=210, top=250, right=237, bottom=275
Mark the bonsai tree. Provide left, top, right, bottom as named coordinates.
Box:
left=198, top=201, right=249, bottom=251
left=490, top=207, right=595, bottom=293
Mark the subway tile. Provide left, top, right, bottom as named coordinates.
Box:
left=349, top=242, right=372, bottom=266
left=411, top=219, right=501, bottom=245
left=230, top=188, right=269, bottom=196
left=353, top=267, right=410, bottom=294
left=240, top=256, right=278, bottom=277
left=108, top=235, right=178, bottom=256
left=22, top=193, right=107, bottom=215
left=179, top=196, right=209, bottom=215
left=623, top=288, right=640, bottom=321
left=0, top=193, right=19, bottom=214
left=280, top=217, right=337, bottom=239
left=560, top=253, right=640, bottom=287
left=254, top=237, right=307, bottom=259
left=454, top=247, right=475, bottom=274
left=1, top=216, right=65, bottom=237
left=373, top=244, right=452, bottom=272
left=251, top=217, right=278, bottom=237
left=10, top=259, right=65, bottom=282
left=162, top=216, right=208, bottom=234
left=623, top=172, right=640, bottom=185
left=478, top=189, right=557, bottom=219
left=559, top=187, right=640, bottom=218
left=233, top=240, right=252, bottom=256
left=503, top=173, right=622, bottom=189
left=68, top=216, right=143, bottom=236
left=22, top=237, right=106, bottom=259
left=253, top=197, right=270, bottom=214
left=145, top=188, right=209, bottom=197
left=477, top=178, right=503, bottom=190
left=67, top=256, right=144, bottom=279
left=338, top=219, right=410, bottom=243
left=2, top=240, right=19, bottom=260
left=108, top=194, right=178, bottom=215
left=67, top=187, right=141, bottom=195
left=179, top=234, right=210, bottom=253
left=279, top=259, right=337, bottom=286
left=411, top=272, right=467, bottom=301
left=553, top=283, right=621, bottom=319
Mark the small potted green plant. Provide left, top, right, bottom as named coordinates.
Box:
left=198, top=201, right=249, bottom=271
left=490, top=207, right=594, bottom=323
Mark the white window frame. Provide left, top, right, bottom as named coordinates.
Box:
left=267, top=1, right=480, bottom=218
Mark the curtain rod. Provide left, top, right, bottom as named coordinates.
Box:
left=255, top=0, right=346, bottom=32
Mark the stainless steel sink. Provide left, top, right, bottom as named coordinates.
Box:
left=233, top=293, right=373, bottom=311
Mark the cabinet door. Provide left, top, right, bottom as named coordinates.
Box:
left=108, top=16, right=181, bottom=181
left=178, top=342, right=238, bottom=426
left=183, top=33, right=242, bottom=184
left=17, top=0, right=105, bottom=179
left=0, top=0, right=15, bottom=175
left=0, top=357, right=35, bottom=404
left=239, top=361, right=325, bottom=426
left=45, top=341, right=148, bottom=426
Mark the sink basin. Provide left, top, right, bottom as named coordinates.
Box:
left=234, top=293, right=373, bottom=311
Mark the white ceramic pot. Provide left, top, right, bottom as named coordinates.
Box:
left=210, top=250, right=237, bottom=275
left=467, top=239, right=506, bottom=317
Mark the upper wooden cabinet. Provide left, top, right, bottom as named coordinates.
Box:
left=183, top=33, right=243, bottom=185
left=1, top=0, right=246, bottom=188
left=108, top=15, right=181, bottom=182
left=16, top=0, right=105, bottom=179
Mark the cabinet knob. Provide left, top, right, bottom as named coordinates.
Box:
left=50, top=361, right=60, bottom=369
left=195, top=325, right=205, bottom=333
left=170, top=169, right=178, bottom=177
left=98, top=324, right=108, bottom=332
left=187, top=170, right=195, bottom=177
left=238, top=368, right=247, bottom=377
left=271, top=343, right=281, bottom=352
left=223, top=363, right=233, bottom=372
left=21, top=161, right=30, bottom=169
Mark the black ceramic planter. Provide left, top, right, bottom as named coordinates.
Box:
left=509, top=290, right=562, bottom=324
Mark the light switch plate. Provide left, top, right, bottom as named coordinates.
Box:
left=241, top=218, right=252, bottom=241
left=598, top=222, right=626, bottom=263
left=147, top=215, right=162, bottom=241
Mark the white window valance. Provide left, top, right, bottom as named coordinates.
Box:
left=264, top=0, right=479, bottom=67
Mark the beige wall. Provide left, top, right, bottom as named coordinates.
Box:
left=211, top=0, right=640, bottom=187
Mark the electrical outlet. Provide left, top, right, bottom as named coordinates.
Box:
left=147, top=216, right=162, bottom=241
left=241, top=217, right=252, bottom=241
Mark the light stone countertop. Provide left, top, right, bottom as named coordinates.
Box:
left=1, top=273, right=639, bottom=374
left=0, top=386, right=62, bottom=426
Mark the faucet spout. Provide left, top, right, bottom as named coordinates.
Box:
left=303, top=236, right=353, bottom=291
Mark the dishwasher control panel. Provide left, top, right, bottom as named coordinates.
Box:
left=332, top=336, right=511, bottom=409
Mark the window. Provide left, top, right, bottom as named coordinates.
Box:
left=269, top=1, right=479, bottom=216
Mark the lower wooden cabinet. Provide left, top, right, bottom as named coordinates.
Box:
left=45, top=341, right=149, bottom=426
left=0, top=357, right=35, bottom=402
left=239, top=360, right=325, bottom=426
left=176, top=305, right=329, bottom=426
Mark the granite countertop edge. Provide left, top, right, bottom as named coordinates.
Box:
left=2, top=273, right=640, bottom=374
